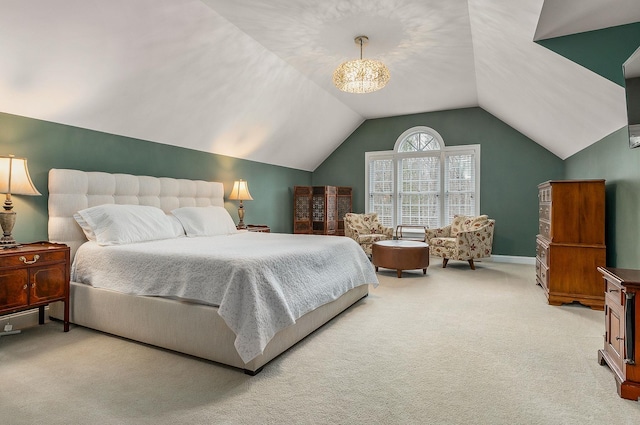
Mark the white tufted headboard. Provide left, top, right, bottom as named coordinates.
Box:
left=48, top=169, right=225, bottom=259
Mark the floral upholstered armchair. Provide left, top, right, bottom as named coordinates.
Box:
left=426, top=215, right=495, bottom=270
left=344, top=212, right=394, bottom=256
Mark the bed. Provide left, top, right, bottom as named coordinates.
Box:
left=47, top=168, right=377, bottom=374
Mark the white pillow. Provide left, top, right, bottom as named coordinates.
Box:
left=73, top=213, right=96, bottom=241
left=167, top=214, right=186, bottom=238
left=171, top=206, right=238, bottom=237
left=74, top=204, right=179, bottom=246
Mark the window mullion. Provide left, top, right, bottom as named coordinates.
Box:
left=440, top=151, right=446, bottom=227
left=394, top=157, right=400, bottom=228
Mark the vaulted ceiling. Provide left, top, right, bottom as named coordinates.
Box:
left=1, top=0, right=639, bottom=171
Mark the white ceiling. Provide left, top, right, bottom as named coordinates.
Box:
left=0, top=0, right=637, bottom=171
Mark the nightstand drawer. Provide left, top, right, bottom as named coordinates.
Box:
left=0, top=249, right=66, bottom=268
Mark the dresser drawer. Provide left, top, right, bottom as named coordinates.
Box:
left=539, top=203, right=550, bottom=221
left=605, top=279, right=624, bottom=306
left=536, top=239, right=549, bottom=266
left=536, top=259, right=548, bottom=289
left=538, top=186, right=551, bottom=203
left=0, top=250, right=66, bottom=268
left=538, top=220, right=550, bottom=240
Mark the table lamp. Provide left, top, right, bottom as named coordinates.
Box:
left=228, top=179, right=253, bottom=229
left=0, top=155, right=41, bottom=247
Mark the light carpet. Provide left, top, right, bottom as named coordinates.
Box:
left=1, top=260, right=639, bottom=424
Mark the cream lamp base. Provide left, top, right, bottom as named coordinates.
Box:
left=237, top=202, right=247, bottom=229
left=0, top=210, right=18, bottom=246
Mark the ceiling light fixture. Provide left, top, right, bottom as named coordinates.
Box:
left=333, top=35, right=390, bottom=94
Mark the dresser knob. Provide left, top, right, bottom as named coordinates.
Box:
left=19, top=254, right=40, bottom=265
left=616, top=336, right=624, bottom=341
left=609, top=289, right=620, bottom=293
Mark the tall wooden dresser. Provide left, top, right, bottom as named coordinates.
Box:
left=535, top=180, right=606, bottom=309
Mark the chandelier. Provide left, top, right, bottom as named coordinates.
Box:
left=333, top=36, right=390, bottom=94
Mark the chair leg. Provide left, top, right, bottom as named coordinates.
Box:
left=468, top=259, right=475, bottom=270
left=442, top=258, right=449, bottom=268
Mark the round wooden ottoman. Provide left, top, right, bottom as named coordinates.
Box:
left=372, top=240, right=429, bottom=278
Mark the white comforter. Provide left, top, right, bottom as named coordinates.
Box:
left=71, top=232, right=378, bottom=363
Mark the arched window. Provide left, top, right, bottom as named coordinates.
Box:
left=365, top=126, right=480, bottom=228
left=396, top=127, right=443, bottom=152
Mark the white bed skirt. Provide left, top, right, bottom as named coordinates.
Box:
left=50, top=282, right=369, bottom=373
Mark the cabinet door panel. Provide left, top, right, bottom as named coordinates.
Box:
left=30, top=265, right=66, bottom=303
left=606, top=304, right=624, bottom=374
left=0, top=269, right=29, bottom=311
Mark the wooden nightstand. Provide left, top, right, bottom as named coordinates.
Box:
left=245, top=225, right=270, bottom=233
left=0, top=242, right=70, bottom=332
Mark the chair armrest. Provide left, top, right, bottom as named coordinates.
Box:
left=370, top=223, right=393, bottom=238
left=426, top=225, right=451, bottom=241
left=345, top=226, right=362, bottom=240
left=456, top=222, right=494, bottom=254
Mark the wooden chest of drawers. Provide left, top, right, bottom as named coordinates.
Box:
left=0, top=242, right=70, bottom=331
left=598, top=267, right=640, bottom=401
left=535, top=180, right=606, bottom=309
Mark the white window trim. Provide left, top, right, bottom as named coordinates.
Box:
left=365, top=127, right=480, bottom=228
left=393, top=126, right=445, bottom=152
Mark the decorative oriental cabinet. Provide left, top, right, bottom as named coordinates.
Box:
left=336, top=187, right=352, bottom=236
left=597, top=267, right=640, bottom=401
left=293, top=186, right=352, bottom=236
left=535, top=180, right=606, bottom=309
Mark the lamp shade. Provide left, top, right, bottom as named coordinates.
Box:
left=0, top=155, right=41, bottom=196
left=228, top=179, right=253, bottom=201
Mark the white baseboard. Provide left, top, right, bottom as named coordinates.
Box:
left=1, top=306, right=50, bottom=332
left=487, top=255, right=536, bottom=265
left=429, top=254, right=536, bottom=265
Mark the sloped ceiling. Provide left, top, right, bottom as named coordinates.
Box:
left=0, top=0, right=636, bottom=171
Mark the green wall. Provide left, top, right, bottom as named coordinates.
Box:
left=565, top=128, right=640, bottom=268
left=536, top=22, right=640, bottom=86
left=540, top=22, right=640, bottom=268
left=0, top=112, right=311, bottom=242
left=312, top=107, right=564, bottom=257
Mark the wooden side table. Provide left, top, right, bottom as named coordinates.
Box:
left=245, top=225, right=270, bottom=233
left=0, top=242, right=70, bottom=332
left=396, top=225, right=427, bottom=242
